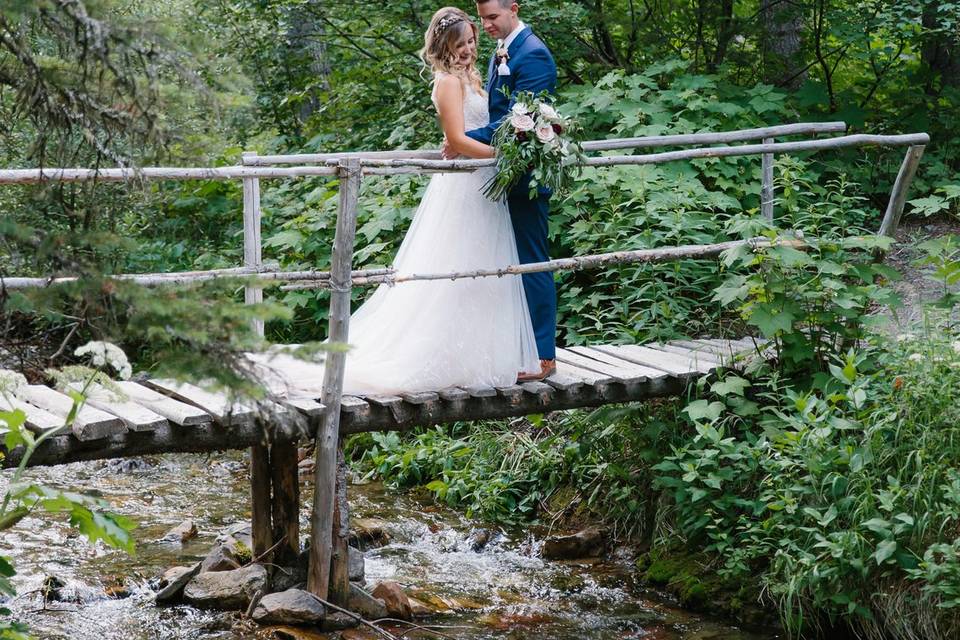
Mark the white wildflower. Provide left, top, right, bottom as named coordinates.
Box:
left=74, top=341, right=132, bottom=380
left=953, top=341, right=960, bottom=353
left=896, top=333, right=915, bottom=342
left=908, top=353, right=924, bottom=363
left=0, top=369, right=27, bottom=397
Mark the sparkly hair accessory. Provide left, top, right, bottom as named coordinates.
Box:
left=435, top=15, right=463, bottom=36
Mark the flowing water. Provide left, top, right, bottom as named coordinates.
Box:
left=1, top=451, right=778, bottom=639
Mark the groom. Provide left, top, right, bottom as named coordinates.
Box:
left=448, top=0, right=558, bottom=382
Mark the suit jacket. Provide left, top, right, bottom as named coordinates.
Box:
left=466, top=27, right=558, bottom=198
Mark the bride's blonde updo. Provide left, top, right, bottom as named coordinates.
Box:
left=420, top=7, right=485, bottom=95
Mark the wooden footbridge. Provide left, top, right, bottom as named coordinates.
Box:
left=0, top=122, right=928, bottom=606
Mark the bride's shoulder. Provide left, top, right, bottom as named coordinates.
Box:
left=433, top=72, right=460, bottom=88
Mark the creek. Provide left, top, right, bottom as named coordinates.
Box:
left=1, top=451, right=777, bottom=639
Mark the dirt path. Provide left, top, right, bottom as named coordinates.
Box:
left=879, top=215, right=960, bottom=332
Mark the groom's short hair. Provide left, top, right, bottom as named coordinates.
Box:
left=477, top=0, right=516, bottom=7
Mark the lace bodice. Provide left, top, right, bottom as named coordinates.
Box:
left=431, top=74, right=489, bottom=131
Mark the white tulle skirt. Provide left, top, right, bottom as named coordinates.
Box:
left=249, top=167, right=540, bottom=397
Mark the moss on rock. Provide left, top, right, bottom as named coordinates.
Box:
left=637, top=546, right=778, bottom=629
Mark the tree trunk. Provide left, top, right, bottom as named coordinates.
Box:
left=284, top=1, right=330, bottom=124
left=922, top=1, right=960, bottom=94
left=761, top=0, right=806, bottom=89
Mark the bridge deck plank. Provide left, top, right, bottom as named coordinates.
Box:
left=556, top=348, right=650, bottom=383
left=115, top=381, right=212, bottom=426
left=69, top=382, right=167, bottom=432
left=567, top=346, right=669, bottom=379
left=591, top=344, right=712, bottom=376
left=144, top=379, right=256, bottom=426
left=0, top=396, right=63, bottom=432
left=649, top=342, right=724, bottom=364
left=20, top=385, right=126, bottom=441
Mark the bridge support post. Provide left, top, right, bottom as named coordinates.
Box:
left=878, top=145, right=926, bottom=239
left=242, top=150, right=276, bottom=560
left=270, top=439, right=301, bottom=565
left=308, top=158, right=361, bottom=603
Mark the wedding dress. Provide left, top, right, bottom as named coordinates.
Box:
left=251, top=75, right=540, bottom=396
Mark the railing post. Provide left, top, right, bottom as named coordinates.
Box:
left=761, top=137, right=775, bottom=223
left=878, top=145, right=926, bottom=239
left=241, top=152, right=264, bottom=337
left=308, top=158, right=361, bottom=603
left=241, top=151, right=274, bottom=560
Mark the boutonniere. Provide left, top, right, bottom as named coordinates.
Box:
left=495, top=45, right=510, bottom=76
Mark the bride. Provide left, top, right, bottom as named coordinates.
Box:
left=252, top=7, right=539, bottom=396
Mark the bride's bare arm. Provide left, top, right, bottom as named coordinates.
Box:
left=435, top=75, right=494, bottom=159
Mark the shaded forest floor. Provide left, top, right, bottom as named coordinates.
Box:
left=879, top=214, right=960, bottom=331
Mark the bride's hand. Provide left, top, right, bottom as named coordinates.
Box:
left=440, top=137, right=454, bottom=160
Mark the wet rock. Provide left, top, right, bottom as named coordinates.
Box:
left=271, top=563, right=306, bottom=593
left=348, top=518, right=390, bottom=549
left=200, top=542, right=242, bottom=573
left=468, top=528, right=495, bottom=552
left=219, top=522, right=254, bottom=553
left=105, top=457, right=151, bottom=473
left=321, top=612, right=360, bottom=631
left=407, top=596, right=434, bottom=617
left=252, top=588, right=326, bottom=625
left=347, top=583, right=388, bottom=620
left=41, top=575, right=67, bottom=602
left=155, top=563, right=202, bottom=604
left=349, top=546, right=364, bottom=583
left=162, top=519, right=198, bottom=544
left=183, top=563, right=267, bottom=610
left=371, top=581, right=412, bottom=620
left=267, top=627, right=329, bottom=640
left=541, top=526, right=606, bottom=560
left=102, top=575, right=130, bottom=599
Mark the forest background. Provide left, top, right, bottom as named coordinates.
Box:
left=2, top=1, right=960, bottom=639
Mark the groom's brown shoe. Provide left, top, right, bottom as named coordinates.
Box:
left=517, top=359, right=557, bottom=383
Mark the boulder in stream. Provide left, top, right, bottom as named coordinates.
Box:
left=541, top=526, right=606, bottom=560
left=155, top=563, right=202, bottom=604
left=371, top=581, right=412, bottom=620
left=251, top=588, right=326, bottom=625
left=161, top=519, right=198, bottom=544
left=200, top=542, right=242, bottom=573
left=183, top=563, right=267, bottom=610
left=346, top=583, right=388, bottom=620
left=348, top=518, right=391, bottom=548
left=348, top=545, right=365, bottom=583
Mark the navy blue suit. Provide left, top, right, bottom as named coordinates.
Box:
left=466, top=27, right=558, bottom=361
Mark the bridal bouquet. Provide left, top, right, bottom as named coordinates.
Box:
left=483, top=91, right=584, bottom=201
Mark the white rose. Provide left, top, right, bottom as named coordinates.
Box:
left=538, top=102, right=560, bottom=120
left=535, top=123, right=556, bottom=143
left=512, top=102, right=530, bottom=116
left=511, top=113, right=535, bottom=132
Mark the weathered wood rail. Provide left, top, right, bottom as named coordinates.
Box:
left=0, top=121, right=929, bottom=606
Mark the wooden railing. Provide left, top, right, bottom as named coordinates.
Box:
left=0, top=121, right=930, bottom=603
